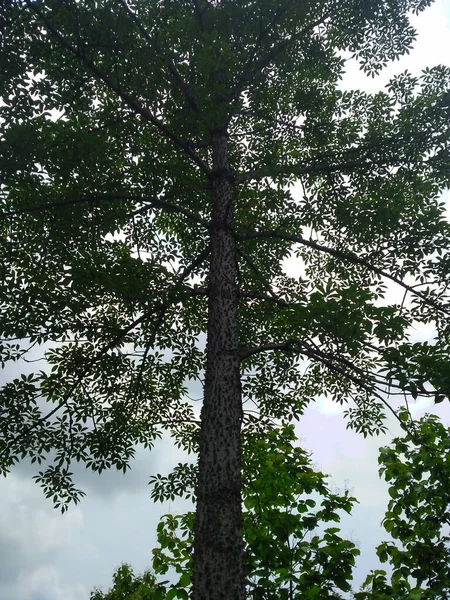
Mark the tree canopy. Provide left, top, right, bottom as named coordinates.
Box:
left=1, top=1, right=450, bottom=599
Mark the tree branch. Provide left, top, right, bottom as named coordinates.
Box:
left=238, top=118, right=441, bottom=183
left=241, top=339, right=365, bottom=383
left=243, top=0, right=295, bottom=68
left=189, top=0, right=206, bottom=32
left=2, top=193, right=209, bottom=228
left=0, top=245, right=210, bottom=461
left=239, top=290, right=290, bottom=308
left=228, top=7, right=330, bottom=107
left=24, top=0, right=211, bottom=176
left=238, top=154, right=398, bottom=183
left=129, top=245, right=210, bottom=408
left=240, top=342, right=298, bottom=361
left=237, top=230, right=450, bottom=317
left=237, top=247, right=288, bottom=307
left=239, top=338, right=412, bottom=432
left=117, top=0, right=200, bottom=113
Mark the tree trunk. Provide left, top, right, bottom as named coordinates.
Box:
left=192, top=130, right=244, bottom=600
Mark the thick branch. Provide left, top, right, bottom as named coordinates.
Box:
left=1, top=193, right=209, bottom=227
left=241, top=342, right=298, bottom=361
left=24, top=0, right=210, bottom=176
left=237, top=230, right=450, bottom=317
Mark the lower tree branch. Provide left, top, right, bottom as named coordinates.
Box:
left=0, top=245, right=210, bottom=460
left=240, top=338, right=415, bottom=433
left=2, top=193, right=209, bottom=228
left=238, top=230, right=450, bottom=317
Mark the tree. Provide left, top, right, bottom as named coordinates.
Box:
left=1, top=1, right=450, bottom=599
left=90, top=563, right=164, bottom=600
left=355, top=410, right=450, bottom=600
left=151, top=425, right=358, bottom=600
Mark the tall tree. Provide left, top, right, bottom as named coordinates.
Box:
left=1, top=1, right=450, bottom=599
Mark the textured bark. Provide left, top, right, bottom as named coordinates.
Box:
left=192, top=131, right=244, bottom=600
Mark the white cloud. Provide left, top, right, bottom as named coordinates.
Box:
left=16, top=565, right=87, bottom=600
left=0, top=474, right=84, bottom=554
left=0, top=440, right=192, bottom=599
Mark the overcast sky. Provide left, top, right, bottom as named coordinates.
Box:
left=1, top=2, right=450, bottom=599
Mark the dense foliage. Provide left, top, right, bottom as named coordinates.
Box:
left=356, top=411, right=450, bottom=600
left=90, top=563, right=165, bottom=600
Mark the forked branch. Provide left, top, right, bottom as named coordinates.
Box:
left=238, top=230, right=450, bottom=317
left=24, top=0, right=211, bottom=176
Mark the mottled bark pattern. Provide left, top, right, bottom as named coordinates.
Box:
left=192, top=131, right=244, bottom=600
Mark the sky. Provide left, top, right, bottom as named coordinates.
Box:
left=1, top=2, right=450, bottom=599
